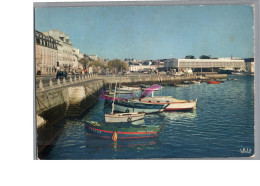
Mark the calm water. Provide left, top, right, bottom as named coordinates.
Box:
left=39, top=75, right=255, bottom=159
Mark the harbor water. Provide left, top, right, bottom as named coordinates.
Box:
left=38, top=75, right=254, bottom=159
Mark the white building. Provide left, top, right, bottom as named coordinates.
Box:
left=164, top=58, right=246, bottom=71
left=129, top=63, right=157, bottom=72
left=88, top=55, right=98, bottom=61
left=72, top=48, right=80, bottom=69
left=244, top=58, right=254, bottom=74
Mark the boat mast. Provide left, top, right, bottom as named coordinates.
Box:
left=111, top=80, right=117, bottom=114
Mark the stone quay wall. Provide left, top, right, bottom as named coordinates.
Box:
left=102, top=74, right=228, bottom=85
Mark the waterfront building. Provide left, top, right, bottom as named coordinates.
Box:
left=72, top=48, right=80, bottom=69
left=164, top=58, right=246, bottom=72
left=35, top=30, right=58, bottom=75
left=88, top=55, right=98, bottom=61
left=129, top=62, right=157, bottom=72
left=244, top=58, right=254, bottom=74
left=43, top=30, right=74, bottom=71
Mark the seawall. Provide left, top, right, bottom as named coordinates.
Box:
left=36, top=78, right=104, bottom=153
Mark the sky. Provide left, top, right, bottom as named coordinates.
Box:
left=35, top=5, right=254, bottom=60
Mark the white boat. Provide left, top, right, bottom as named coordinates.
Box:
left=105, top=81, right=145, bottom=123
left=231, top=72, right=244, bottom=75
left=191, top=81, right=200, bottom=84
left=105, top=112, right=145, bottom=123
left=120, top=86, right=141, bottom=91
left=174, top=84, right=189, bottom=87
left=111, top=89, right=133, bottom=94
left=140, top=96, right=197, bottom=111
left=139, top=85, right=197, bottom=111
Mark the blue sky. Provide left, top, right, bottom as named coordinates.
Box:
left=35, top=5, right=254, bottom=60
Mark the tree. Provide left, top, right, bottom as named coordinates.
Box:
left=199, top=55, right=211, bottom=59
left=78, top=57, right=90, bottom=70
left=185, top=55, right=195, bottom=59
left=107, top=59, right=127, bottom=73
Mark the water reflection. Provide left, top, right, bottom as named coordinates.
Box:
left=84, top=134, right=161, bottom=154
left=160, top=110, right=197, bottom=121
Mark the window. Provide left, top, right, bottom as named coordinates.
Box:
left=36, top=38, right=40, bottom=45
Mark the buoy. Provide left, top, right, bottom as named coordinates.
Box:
left=112, top=131, right=117, bottom=141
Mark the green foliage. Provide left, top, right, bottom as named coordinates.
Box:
left=199, top=55, right=211, bottom=59
left=89, top=60, right=106, bottom=69
left=78, top=57, right=90, bottom=69
left=185, top=55, right=195, bottom=59
left=107, top=59, right=127, bottom=71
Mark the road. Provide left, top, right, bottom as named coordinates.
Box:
left=35, top=72, right=156, bottom=89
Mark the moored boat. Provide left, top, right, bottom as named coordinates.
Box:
left=174, top=84, right=189, bottom=87
left=140, top=96, right=197, bottom=111
left=111, top=89, right=133, bottom=94
left=207, top=81, right=221, bottom=84
left=105, top=112, right=145, bottom=123
left=138, top=85, right=197, bottom=111
left=105, top=80, right=145, bottom=123
left=85, top=121, right=166, bottom=139
left=231, top=71, right=245, bottom=75
left=191, top=80, right=201, bottom=84
left=119, top=86, right=141, bottom=91
left=114, top=100, right=168, bottom=114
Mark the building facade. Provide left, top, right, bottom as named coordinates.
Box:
left=35, top=30, right=58, bottom=75
left=43, top=30, right=74, bottom=71
left=164, top=58, right=246, bottom=71
left=129, top=63, right=157, bottom=72
left=244, top=58, right=254, bottom=74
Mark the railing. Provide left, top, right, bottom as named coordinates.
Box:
left=36, top=73, right=98, bottom=92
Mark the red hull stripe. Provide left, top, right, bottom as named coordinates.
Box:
left=105, top=115, right=144, bottom=118
left=92, top=135, right=157, bottom=139
left=87, top=126, right=157, bottom=134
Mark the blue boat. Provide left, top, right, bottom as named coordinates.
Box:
left=114, top=100, right=169, bottom=114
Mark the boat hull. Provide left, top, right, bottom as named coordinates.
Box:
left=207, top=81, right=220, bottom=84
left=114, top=101, right=166, bottom=114
left=140, top=97, right=197, bottom=111
left=164, top=101, right=196, bottom=111
left=105, top=113, right=145, bottom=123
left=85, top=121, right=163, bottom=139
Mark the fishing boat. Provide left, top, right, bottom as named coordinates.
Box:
left=100, top=90, right=132, bottom=102
left=140, top=96, right=197, bottom=111
left=105, top=112, right=145, bottom=123
left=85, top=121, right=166, bottom=139
left=231, top=72, right=244, bottom=75
left=110, top=89, right=133, bottom=94
left=119, top=86, right=141, bottom=91
left=207, top=81, right=221, bottom=84
left=183, top=81, right=191, bottom=84
left=174, top=84, right=189, bottom=87
left=139, top=84, right=197, bottom=111
left=114, top=100, right=168, bottom=114
left=105, top=81, right=145, bottom=123
left=191, top=80, right=201, bottom=84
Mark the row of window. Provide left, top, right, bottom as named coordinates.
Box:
left=179, top=62, right=245, bottom=67
left=36, top=38, right=57, bottom=49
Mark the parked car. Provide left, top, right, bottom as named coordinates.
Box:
left=56, top=71, right=68, bottom=79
